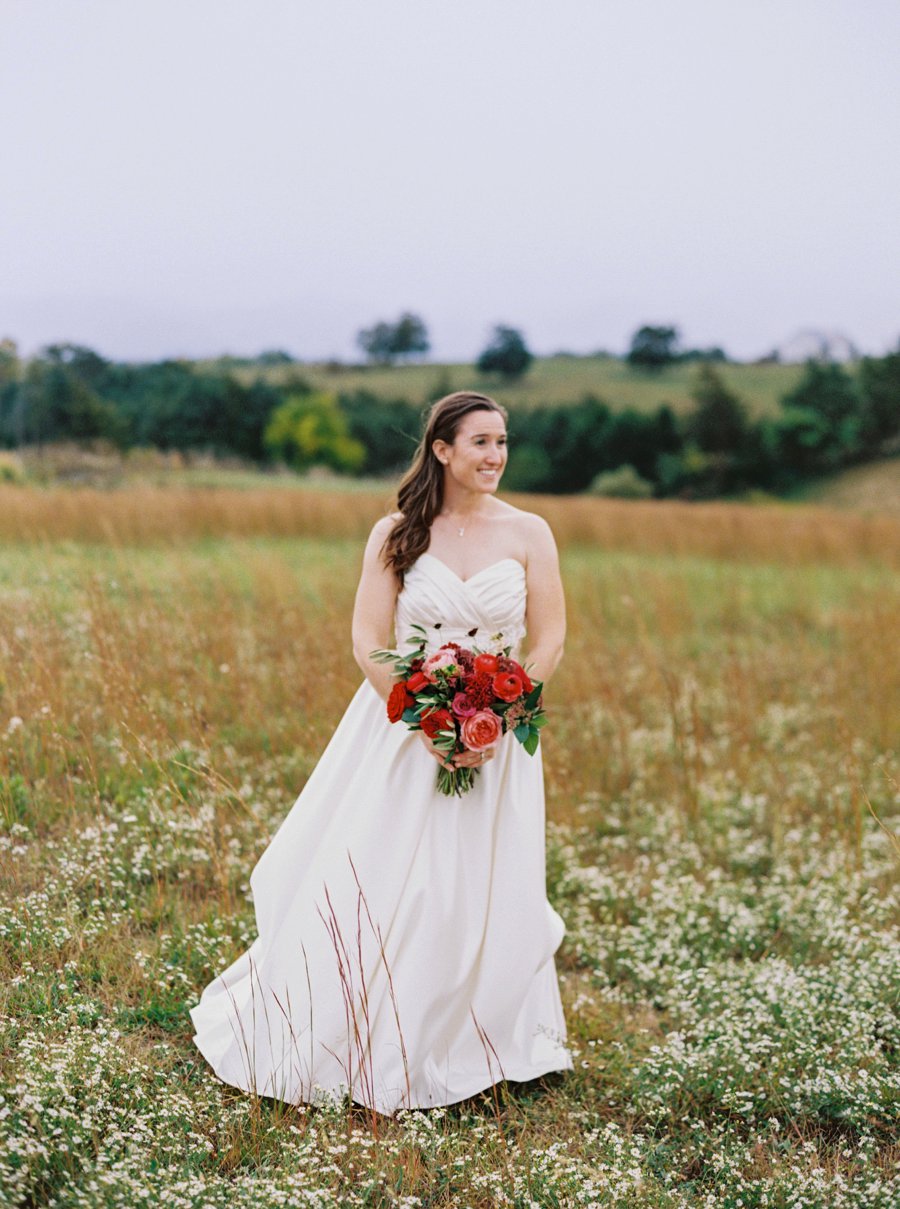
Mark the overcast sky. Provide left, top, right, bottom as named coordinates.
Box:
left=2, top=0, right=898, bottom=363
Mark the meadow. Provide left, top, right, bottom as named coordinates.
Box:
left=212, top=354, right=806, bottom=418
left=0, top=485, right=898, bottom=1207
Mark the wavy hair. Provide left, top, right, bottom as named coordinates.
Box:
left=382, top=391, right=508, bottom=582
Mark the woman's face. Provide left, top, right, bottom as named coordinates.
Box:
left=434, top=408, right=508, bottom=495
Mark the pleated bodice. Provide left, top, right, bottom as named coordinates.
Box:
left=394, top=553, right=527, bottom=656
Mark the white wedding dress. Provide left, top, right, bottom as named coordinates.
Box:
left=189, top=552, right=572, bottom=1115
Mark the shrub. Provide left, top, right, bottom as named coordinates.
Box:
left=0, top=450, right=25, bottom=484
left=264, top=392, right=365, bottom=474
left=588, top=464, right=654, bottom=498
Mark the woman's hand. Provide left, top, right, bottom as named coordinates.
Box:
left=417, top=732, right=497, bottom=770
left=451, top=744, right=497, bottom=769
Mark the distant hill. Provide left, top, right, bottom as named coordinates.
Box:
left=792, top=457, right=900, bottom=516
left=202, top=354, right=807, bottom=418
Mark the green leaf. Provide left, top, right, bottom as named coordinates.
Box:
left=401, top=708, right=419, bottom=725
left=370, top=648, right=401, bottom=664
left=523, top=730, right=540, bottom=756
left=514, top=723, right=530, bottom=744
left=524, top=683, right=543, bottom=709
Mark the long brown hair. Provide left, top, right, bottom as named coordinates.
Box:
left=382, top=391, right=508, bottom=582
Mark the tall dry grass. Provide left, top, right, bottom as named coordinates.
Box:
left=2, top=497, right=896, bottom=855
left=2, top=483, right=898, bottom=565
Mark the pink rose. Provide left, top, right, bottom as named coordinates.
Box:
left=422, top=647, right=460, bottom=682
left=460, top=709, right=502, bottom=752
left=451, top=691, right=477, bottom=718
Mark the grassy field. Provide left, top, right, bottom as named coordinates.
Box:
left=1, top=487, right=898, bottom=1206
left=208, top=354, right=806, bottom=418
left=790, top=457, right=900, bottom=517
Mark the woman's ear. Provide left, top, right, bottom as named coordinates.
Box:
left=432, top=440, right=449, bottom=466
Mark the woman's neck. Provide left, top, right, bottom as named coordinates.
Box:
left=439, top=485, right=495, bottom=521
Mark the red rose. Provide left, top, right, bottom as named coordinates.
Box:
left=493, top=671, right=524, bottom=702
left=387, top=681, right=413, bottom=723
left=460, top=709, right=502, bottom=752
left=406, top=670, right=429, bottom=693
left=473, top=653, right=499, bottom=676
left=420, top=707, right=455, bottom=740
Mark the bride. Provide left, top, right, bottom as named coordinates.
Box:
left=190, top=390, right=573, bottom=1115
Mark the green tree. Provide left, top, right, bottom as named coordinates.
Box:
left=338, top=390, right=423, bottom=474
left=98, top=360, right=286, bottom=458
left=0, top=338, right=20, bottom=387
left=356, top=313, right=430, bottom=365
left=626, top=325, right=680, bottom=372
left=685, top=364, right=750, bottom=453
left=770, top=408, right=834, bottom=477
left=476, top=326, right=533, bottom=380
left=392, top=313, right=430, bottom=360
left=778, top=360, right=862, bottom=467
left=356, top=322, right=395, bottom=365
left=42, top=342, right=110, bottom=388
left=264, top=392, right=365, bottom=473
left=858, top=346, right=900, bottom=448
left=20, top=357, right=126, bottom=447
left=654, top=372, right=754, bottom=497
left=0, top=339, right=22, bottom=447
left=500, top=443, right=553, bottom=492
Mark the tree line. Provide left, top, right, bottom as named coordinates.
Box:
left=502, top=357, right=899, bottom=497
left=355, top=314, right=533, bottom=380
left=0, top=337, right=896, bottom=498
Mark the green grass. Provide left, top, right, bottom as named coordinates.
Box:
left=207, top=354, right=807, bottom=418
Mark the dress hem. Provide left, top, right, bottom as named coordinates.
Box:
left=195, top=1039, right=574, bottom=1117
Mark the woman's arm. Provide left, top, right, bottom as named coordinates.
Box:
left=351, top=517, right=402, bottom=702
left=350, top=517, right=458, bottom=770
left=522, top=514, right=566, bottom=686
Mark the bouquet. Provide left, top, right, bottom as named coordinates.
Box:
left=371, top=625, right=547, bottom=796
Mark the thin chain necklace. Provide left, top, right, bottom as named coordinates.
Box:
left=440, top=511, right=477, bottom=538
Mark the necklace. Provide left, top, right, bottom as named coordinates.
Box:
left=441, top=512, right=472, bottom=538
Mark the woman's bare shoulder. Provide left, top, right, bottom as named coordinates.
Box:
left=369, top=512, right=402, bottom=537
left=495, top=500, right=555, bottom=541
